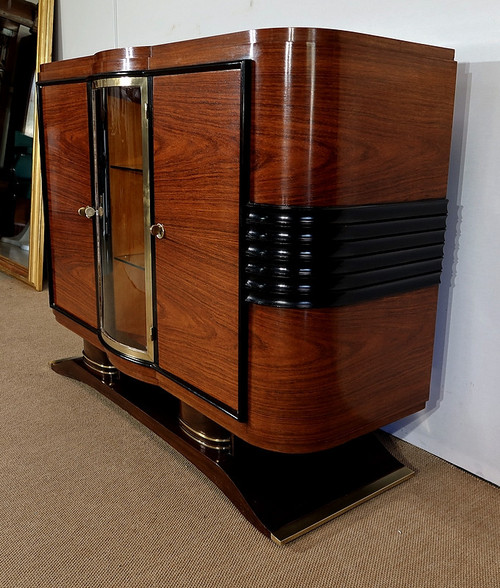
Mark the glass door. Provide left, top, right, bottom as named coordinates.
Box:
left=92, top=77, right=154, bottom=362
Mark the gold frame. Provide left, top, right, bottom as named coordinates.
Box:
left=0, top=0, right=54, bottom=291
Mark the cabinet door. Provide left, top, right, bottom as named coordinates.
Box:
left=40, top=82, right=98, bottom=329
left=153, top=67, right=244, bottom=414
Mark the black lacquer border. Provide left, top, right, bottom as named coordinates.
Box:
left=37, top=79, right=101, bottom=325
left=245, top=200, right=448, bottom=309
left=38, top=61, right=252, bottom=422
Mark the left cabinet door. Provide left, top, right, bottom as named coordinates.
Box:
left=40, top=82, right=98, bottom=329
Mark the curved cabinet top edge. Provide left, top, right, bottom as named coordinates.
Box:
left=38, top=27, right=455, bottom=82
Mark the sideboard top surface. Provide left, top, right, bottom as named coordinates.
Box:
left=39, top=27, right=455, bottom=81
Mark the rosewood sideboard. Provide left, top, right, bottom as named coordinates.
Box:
left=38, top=28, right=457, bottom=543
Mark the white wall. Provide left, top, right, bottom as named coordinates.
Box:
left=55, top=0, right=500, bottom=485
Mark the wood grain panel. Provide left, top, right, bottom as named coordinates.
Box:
left=41, top=83, right=98, bottom=329
left=54, top=285, right=440, bottom=454
left=246, top=287, right=439, bottom=452
left=248, top=38, right=456, bottom=206
left=150, top=28, right=457, bottom=207
left=153, top=68, right=242, bottom=412
left=40, top=28, right=456, bottom=209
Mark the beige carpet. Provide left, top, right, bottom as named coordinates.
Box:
left=0, top=271, right=499, bottom=587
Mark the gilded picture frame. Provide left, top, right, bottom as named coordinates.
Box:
left=0, top=0, right=54, bottom=291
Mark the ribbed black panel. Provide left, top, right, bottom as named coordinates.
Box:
left=245, top=200, right=448, bottom=308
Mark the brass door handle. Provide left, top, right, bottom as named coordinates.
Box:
left=78, top=205, right=96, bottom=218
left=150, top=223, right=165, bottom=239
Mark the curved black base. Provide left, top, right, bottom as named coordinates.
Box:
left=51, top=355, right=413, bottom=544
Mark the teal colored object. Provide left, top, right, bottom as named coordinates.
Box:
left=14, top=131, right=33, bottom=180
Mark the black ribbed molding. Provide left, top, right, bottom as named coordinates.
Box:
left=245, top=199, right=448, bottom=309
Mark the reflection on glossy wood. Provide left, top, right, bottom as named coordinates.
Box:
left=246, top=287, right=439, bottom=452
left=149, top=28, right=456, bottom=207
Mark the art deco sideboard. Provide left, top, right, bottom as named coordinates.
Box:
left=38, top=28, right=457, bottom=543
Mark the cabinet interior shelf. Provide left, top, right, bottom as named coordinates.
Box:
left=109, top=164, right=143, bottom=173
left=114, top=253, right=145, bottom=270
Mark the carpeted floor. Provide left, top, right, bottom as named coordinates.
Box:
left=0, top=271, right=499, bottom=587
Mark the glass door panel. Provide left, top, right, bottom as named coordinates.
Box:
left=93, top=77, right=153, bottom=362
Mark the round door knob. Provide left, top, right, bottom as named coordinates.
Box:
left=150, top=223, right=165, bottom=239
left=78, top=205, right=96, bottom=218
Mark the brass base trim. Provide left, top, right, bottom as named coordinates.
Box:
left=82, top=350, right=119, bottom=377
left=179, top=417, right=232, bottom=451
left=82, top=351, right=119, bottom=375
left=178, top=402, right=232, bottom=451
left=270, top=466, right=414, bottom=545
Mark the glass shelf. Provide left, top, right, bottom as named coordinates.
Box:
left=114, top=253, right=145, bottom=271
left=109, top=164, right=143, bottom=173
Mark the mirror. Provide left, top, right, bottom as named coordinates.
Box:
left=0, top=0, right=53, bottom=290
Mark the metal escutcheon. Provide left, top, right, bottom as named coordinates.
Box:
left=150, top=223, right=165, bottom=239
left=78, top=205, right=96, bottom=218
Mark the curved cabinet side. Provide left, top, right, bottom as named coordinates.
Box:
left=246, top=286, right=439, bottom=453
left=249, top=36, right=456, bottom=206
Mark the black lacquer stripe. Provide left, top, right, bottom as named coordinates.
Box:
left=247, top=215, right=445, bottom=241
left=246, top=243, right=445, bottom=277
left=246, top=229, right=446, bottom=260
left=247, top=273, right=442, bottom=309
left=247, top=258, right=443, bottom=291
left=248, top=198, right=448, bottom=225
left=245, top=200, right=447, bottom=308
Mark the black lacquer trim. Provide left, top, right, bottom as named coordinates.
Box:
left=37, top=60, right=251, bottom=88
left=237, top=59, right=252, bottom=421
left=147, top=76, right=159, bottom=367
left=245, top=200, right=447, bottom=308
left=36, top=83, right=54, bottom=305
left=87, top=81, right=101, bottom=329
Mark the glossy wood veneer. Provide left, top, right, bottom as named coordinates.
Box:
left=53, top=284, right=438, bottom=453
left=41, top=28, right=456, bottom=208
left=40, top=29, right=456, bottom=454
left=153, top=69, right=242, bottom=413
left=41, top=82, right=98, bottom=329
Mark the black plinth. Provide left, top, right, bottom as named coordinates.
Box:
left=51, top=355, right=413, bottom=544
